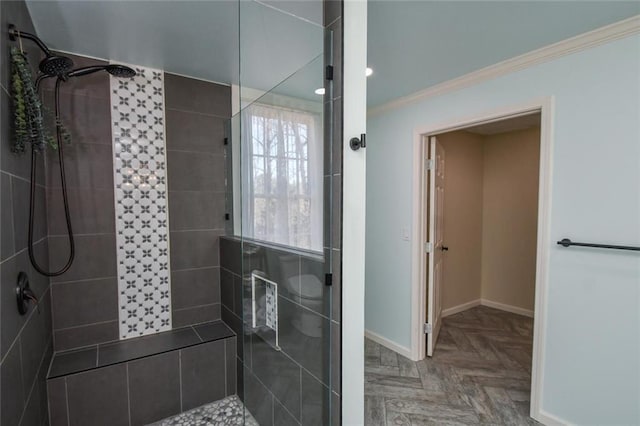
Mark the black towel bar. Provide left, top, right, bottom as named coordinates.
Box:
left=557, top=238, right=640, bottom=252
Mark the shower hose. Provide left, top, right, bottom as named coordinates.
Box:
left=29, top=77, right=75, bottom=276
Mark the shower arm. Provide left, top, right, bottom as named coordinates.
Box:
left=8, top=24, right=52, bottom=56
left=67, top=66, right=108, bottom=78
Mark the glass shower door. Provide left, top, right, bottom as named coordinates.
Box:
left=237, top=2, right=336, bottom=424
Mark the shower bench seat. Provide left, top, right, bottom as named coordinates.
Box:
left=46, top=320, right=238, bottom=426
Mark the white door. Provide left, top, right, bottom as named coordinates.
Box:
left=426, top=136, right=445, bottom=357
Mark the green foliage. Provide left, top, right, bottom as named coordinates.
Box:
left=10, top=47, right=70, bottom=153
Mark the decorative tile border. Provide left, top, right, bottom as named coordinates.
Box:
left=110, top=65, right=172, bottom=339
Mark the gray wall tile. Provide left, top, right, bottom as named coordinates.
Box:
left=220, top=268, right=234, bottom=311
left=299, top=255, right=330, bottom=318
left=49, top=234, right=116, bottom=283
left=65, top=364, right=129, bottom=426
left=170, top=230, right=221, bottom=270
left=128, top=352, right=180, bottom=425
left=164, top=73, right=231, bottom=118
left=54, top=321, right=118, bottom=352
left=18, top=382, right=42, bottom=426
left=46, top=378, right=68, bottom=426
left=278, top=296, right=330, bottom=386
left=20, top=295, right=50, bottom=394
left=219, top=237, right=241, bottom=275
left=180, top=340, right=227, bottom=411
left=221, top=305, right=243, bottom=360
left=166, top=109, right=226, bottom=154
left=36, top=339, right=53, bottom=419
left=225, top=337, right=237, bottom=396
left=11, top=177, right=47, bottom=250
left=47, top=188, right=115, bottom=236
left=1, top=250, right=30, bottom=358
left=172, top=304, right=221, bottom=328
left=301, top=369, right=331, bottom=426
left=251, top=334, right=301, bottom=420
left=244, top=367, right=273, bottom=426
left=167, top=150, right=226, bottom=192
left=168, top=190, right=226, bottom=231
left=274, top=397, right=301, bottom=426
left=1, top=173, right=15, bottom=261
left=42, top=90, right=112, bottom=145
left=171, top=267, right=220, bottom=310
left=52, top=278, right=118, bottom=329
left=1, top=341, right=25, bottom=426
left=28, top=238, right=50, bottom=297
left=46, top=143, right=114, bottom=190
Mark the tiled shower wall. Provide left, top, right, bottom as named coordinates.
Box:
left=219, top=1, right=344, bottom=425
left=0, top=2, right=54, bottom=425
left=45, top=53, right=231, bottom=351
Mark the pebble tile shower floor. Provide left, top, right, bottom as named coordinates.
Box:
left=149, top=396, right=258, bottom=426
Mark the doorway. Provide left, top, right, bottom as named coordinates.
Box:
left=425, top=113, right=541, bottom=355
left=411, top=99, right=554, bottom=421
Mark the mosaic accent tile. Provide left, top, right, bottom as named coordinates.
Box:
left=110, top=65, right=172, bottom=339
left=149, top=395, right=258, bottom=426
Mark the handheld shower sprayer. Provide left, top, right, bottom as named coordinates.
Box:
left=8, top=24, right=135, bottom=277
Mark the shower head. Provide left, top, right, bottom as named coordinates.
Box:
left=39, top=55, right=74, bottom=77
left=106, top=64, right=136, bottom=78
left=67, top=64, right=136, bottom=79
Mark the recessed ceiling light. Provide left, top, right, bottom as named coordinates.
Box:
left=366, top=67, right=373, bottom=77
left=315, top=88, right=325, bottom=95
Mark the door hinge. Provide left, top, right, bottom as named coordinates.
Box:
left=325, top=65, right=334, bottom=81
left=425, top=242, right=433, bottom=253
left=325, top=273, right=333, bottom=286
left=425, top=159, right=434, bottom=170
left=223, top=137, right=228, bottom=146
left=423, top=323, right=432, bottom=334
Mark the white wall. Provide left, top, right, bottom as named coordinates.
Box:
left=365, top=34, right=640, bottom=424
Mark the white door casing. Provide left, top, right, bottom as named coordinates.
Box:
left=426, top=136, right=445, bottom=357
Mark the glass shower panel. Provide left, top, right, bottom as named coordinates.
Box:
left=238, top=2, right=332, bottom=424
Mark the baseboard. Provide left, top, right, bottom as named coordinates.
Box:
left=364, top=329, right=413, bottom=359
left=481, top=299, right=534, bottom=317
left=440, top=298, right=534, bottom=318
left=535, top=409, right=572, bottom=426
left=442, top=299, right=481, bottom=317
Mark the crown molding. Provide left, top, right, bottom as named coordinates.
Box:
left=368, top=15, right=640, bottom=117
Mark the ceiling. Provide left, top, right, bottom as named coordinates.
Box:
left=367, top=1, right=640, bottom=107
left=25, top=0, right=323, bottom=101
left=25, top=1, right=639, bottom=108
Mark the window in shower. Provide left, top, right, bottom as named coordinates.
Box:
left=241, top=102, right=323, bottom=252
